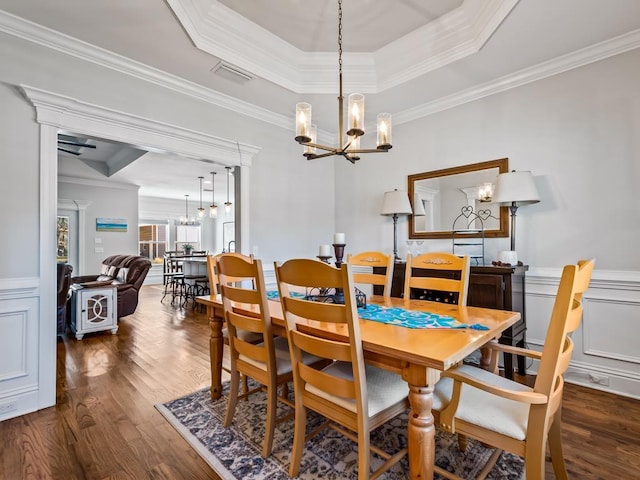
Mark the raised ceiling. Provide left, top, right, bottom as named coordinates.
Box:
left=2, top=0, right=640, bottom=200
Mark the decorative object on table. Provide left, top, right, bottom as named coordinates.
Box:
left=381, top=189, right=413, bottom=262
left=293, top=0, right=392, bottom=164
left=332, top=233, right=346, bottom=302
left=157, top=382, right=525, bottom=479
left=224, top=166, right=233, bottom=214
left=96, top=217, right=127, bottom=232
left=491, top=170, right=540, bottom=264
left=182, top=243, right=194, bottom=256
left=317, top=243, right=332, bottom=262
left=451, top=206, right=499, bottom=265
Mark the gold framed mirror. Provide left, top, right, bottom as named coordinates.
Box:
left=408, top=158, right=509, bottom=239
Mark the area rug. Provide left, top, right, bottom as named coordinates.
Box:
left=156, top=383, right=524, bottom=479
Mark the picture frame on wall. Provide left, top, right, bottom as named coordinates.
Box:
left=57, top=216, right=69, bottom=262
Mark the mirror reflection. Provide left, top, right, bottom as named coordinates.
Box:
left=408, top=158, right=509, bottom=239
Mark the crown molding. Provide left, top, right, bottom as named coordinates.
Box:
left=168, top=0, right=517, bottom=94
left=394, top=28, right=640, bottom=127
left=3, top=8, right=640, bottom=135
left=0, top=9, right=290, bottom=131
left=20, top=85, right=261, bottom=166
left=58, top=175, right=139, bottom=191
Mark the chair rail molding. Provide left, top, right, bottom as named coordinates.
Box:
left=525, top=267, right=640, bottom=400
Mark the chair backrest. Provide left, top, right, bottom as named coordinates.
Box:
left=216, top=255, right=277, bottom=380
left=56, top=263, right=73, bottom=307
left=533, top=259, right=595, bottom=415
left=346, top=251, right=394, bottom=298
left=275, top=259, right=369, bottom=421
left=206, top=252, right=254, bottom=295
left=403, top=252, right=470, bottom=305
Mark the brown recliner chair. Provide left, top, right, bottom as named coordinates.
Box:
left=71, top=255, right=152, bottom=319
left=57, top=262, right=73, bottom=335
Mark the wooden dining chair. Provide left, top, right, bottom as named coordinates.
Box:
left=217, top=254, right=297, bottom=457
left=431, top=259, right=595, bottom=480
left=346, top=251, right=394, bottom=298
left=209, top=252, right=260, bottom=397
left=275, top=258, right=408, bottom=480
left=403, top=252, right=470, bottom=305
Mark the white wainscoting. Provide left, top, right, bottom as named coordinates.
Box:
left=0, top=277, right=40, bottom=421
left=526, top=268, right=640, bottom=400
left=265, top=264, right=640, bottom=399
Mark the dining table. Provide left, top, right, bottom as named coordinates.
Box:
left=195, top=293, right=520, bottom=480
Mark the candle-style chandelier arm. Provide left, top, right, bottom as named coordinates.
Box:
left=293, top=0, right=392, bottom=163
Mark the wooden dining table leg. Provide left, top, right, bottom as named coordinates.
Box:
left=405, top=364, right=435, bottom=480
left=208, top=304, right=224, bottom=400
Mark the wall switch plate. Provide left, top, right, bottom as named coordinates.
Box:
left=95, top=238, right=102, bottom=244
left=95, top=247, right=105, bottom=253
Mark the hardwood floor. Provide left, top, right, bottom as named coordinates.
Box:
left=1, top=285, right=638, bottom=479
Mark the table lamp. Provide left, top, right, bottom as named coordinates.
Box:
left=492, top=170, right=540, bottom=264
left=381, top=189, right=413, bottom=262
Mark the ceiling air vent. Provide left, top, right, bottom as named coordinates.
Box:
left=211, top=61, right=253, bottom=83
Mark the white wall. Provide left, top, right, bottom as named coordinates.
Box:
left=335, top=48, right=640, bottom=398
left=58, top=178, right=139, bottom=274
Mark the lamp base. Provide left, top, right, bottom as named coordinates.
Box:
left=498, top=250, right=518, bottom=265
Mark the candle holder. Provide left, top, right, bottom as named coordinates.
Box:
left=333, top=243, right=346, bottom=268
left=317, top=255, right=332, bottom=264
left=333, top=243, right=346, bottom=303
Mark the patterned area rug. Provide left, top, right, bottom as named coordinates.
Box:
left=156, top=383, right=524, bottom=479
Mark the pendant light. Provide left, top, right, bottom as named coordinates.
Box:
left=224, top=166, right=232, bottom=214
left=209, top=171, right=218, bottom=218
left=197, top=176, right=205, bottom=218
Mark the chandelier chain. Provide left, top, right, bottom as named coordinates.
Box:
left=338, top=0, right=343, bottom=77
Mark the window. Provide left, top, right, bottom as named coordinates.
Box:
left=139, top=223, right=168, bottom=264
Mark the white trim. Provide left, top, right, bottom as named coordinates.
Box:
left=58, top=176, right=140, bottom=191
left=168, top=0, right=518, bottom=94
left=20, top=86, right=261, bottom=167
left=395, top=28, right=640, bottom=126
left=0, top=278, right=39, bottom=299
left=0, top=10, right=289, bottom=131
left=20, top=85, right=255, bottom=415
left=2, top=9, right=640, bottom=131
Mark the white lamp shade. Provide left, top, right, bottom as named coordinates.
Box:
left=381, top=189, right=413, bottom=216
left=492, top=171, right=540, bottom=206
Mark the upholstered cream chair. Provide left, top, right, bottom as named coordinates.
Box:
left=346, top=251, right=394, bottom=298
left=431, top=259, right=595, bottom=480
left=275, top=259, right=408, bottom=480
left=403, top=252, right=470, bottom=305
left=217, top=254, right=294, bottom=457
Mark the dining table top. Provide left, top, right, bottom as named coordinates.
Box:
left=197, top=293, right=520, bottom=372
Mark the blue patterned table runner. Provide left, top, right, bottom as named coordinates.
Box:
left=357, top=304, right=489, bottom=330
left=267, top=291, right=488, bottom=330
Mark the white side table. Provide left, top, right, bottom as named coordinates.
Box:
left=69, top=284, right=118, bottom=340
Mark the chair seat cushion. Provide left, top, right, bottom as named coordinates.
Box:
left=307, top=362, right=408, bottom=417
left=432, top=365, right=532, bottom=441
left=240, top=336, right=321, bottom=376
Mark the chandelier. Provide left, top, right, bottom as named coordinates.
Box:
left=176, top=194, right=199, bottom=225
left=294, top=0, right=392, bottom=164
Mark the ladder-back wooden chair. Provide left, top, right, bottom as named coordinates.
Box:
left=275, top=259, right=408, bottom=480
left=403, top=252, right=470, bottom=305
left=217, top=254, right=295, bottom=457
left=431, top=259, right=595, bottom=479
left=346, top=251, right=394, bottom=298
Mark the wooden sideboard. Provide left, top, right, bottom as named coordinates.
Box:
left=373, top=262, right=527, bottom=380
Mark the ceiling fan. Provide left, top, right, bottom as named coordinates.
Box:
left=57, top=135, right=97, bottom=156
